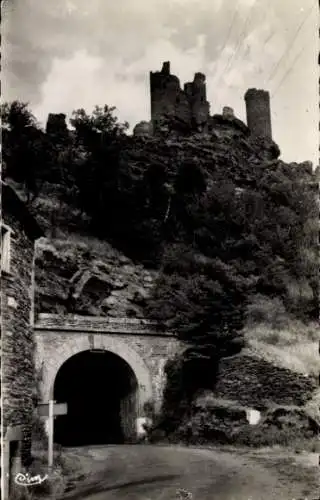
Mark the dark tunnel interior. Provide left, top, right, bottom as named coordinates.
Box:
left=53, top=350, right=137, bottom=446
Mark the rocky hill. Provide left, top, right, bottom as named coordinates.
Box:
left=34, top=236, right=157, bottom=318
left=26, top=121, right=316, bottom=321
left=5, top=104, right=319, bottom=447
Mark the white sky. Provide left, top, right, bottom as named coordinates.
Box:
left=2, top=0, right=318, bottom=165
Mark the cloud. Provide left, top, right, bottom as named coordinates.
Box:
left=32, top=36, right=211, bottom=130
left=2, top=0, right=318, bottom=165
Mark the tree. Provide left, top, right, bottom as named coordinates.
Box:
left=68, top=106, right=129, bottom=221
left=147, top=159, right=318, bottom=354
left=70, top=105, right=129, bottom=149
left=2, top=101, right=48, bottom=201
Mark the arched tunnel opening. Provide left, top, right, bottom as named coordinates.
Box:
left=53, top=350, right=138, bottom=447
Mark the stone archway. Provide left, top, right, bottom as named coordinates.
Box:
left=38, top=334, right=153, bottom=444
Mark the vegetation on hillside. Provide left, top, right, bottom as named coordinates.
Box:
left=2, top=101, right=318, bottom=403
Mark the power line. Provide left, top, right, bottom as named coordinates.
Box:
left=220, top=4, right=239, bottom=57
left=271, top=43, right=309, bottom=97
left=263, top=29, right=276, bottom=47
left=267, top=2, right=315, bottom=83
left=214, top=3, right=239, bottom=107
left=227, top=26, right=277, bottom=91
left=215, top=1, right=257, bottom=109
left=212, top=0, right=239, bottom=111
left=224, top=0, right=258, bottom=75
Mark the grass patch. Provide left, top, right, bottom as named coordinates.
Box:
left=246, top=339, right=319, bottom=378
left=242, top=320, right=319, bottom=377
left=243, top=320, right=319, bottom=345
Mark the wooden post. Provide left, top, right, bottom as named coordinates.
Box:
left=37, top=401, right=67, bottom=471
left=48, top=400, right=54, bottom=470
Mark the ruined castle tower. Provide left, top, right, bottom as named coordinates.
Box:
left=150, top=61, right=182, bottom=132
left=150, top=62, right=210, bottom=134
left=244, top=89, right=272, bottom=139
left=46, top=113, right=68, bottom=136
left=222, top=106, right=235, bottom=119
left=184, top=72, right=210, bottom=131
left=149, top=63, right=273, bottom=139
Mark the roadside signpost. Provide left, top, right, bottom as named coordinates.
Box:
left=37, top=401, right=68, bottom=469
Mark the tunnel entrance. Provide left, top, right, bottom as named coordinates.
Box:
left=53, top=350, right=138, bottom=446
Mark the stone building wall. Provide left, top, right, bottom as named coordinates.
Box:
left=45, top=113, right=68, bottom=136
left=149, top=63, right=275, bottom=140
left=34, top=314, right=183, bottom=415
left=1, top=202, right=40, bottom=467
left=244, top=88, right=272, bottom=139
left=213, top=353, right=316, bottom=408
left=150, top=62, right=210, bottom=134
left=184, top=72, right=210, bottom=131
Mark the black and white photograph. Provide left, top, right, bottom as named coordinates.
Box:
left=1, top=0, right=319, bottom=498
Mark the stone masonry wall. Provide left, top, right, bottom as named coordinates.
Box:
left=150, top=62, right=210, bottom=134
left=34, top=314, right=183, bottom=414
left=213, top=353, right=316, bottom=409
left=2, top=211, right=36, bottom=466
left=244, top=88, right=272, bottom=139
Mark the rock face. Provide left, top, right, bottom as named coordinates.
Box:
left=176, top=393, right=319, bottom=446
left=158, top=349, right=318, bottom=446
left=178, top=395, right=249, bottom=444
left=35, top=238, right=158, bottom=318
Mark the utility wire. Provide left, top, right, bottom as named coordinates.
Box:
left=267, top=2, right=315, bottom=83
left=263, top=29, right=276, bottom=47
left=227, top=27, right=277, bottom=91
left=214, top=3, right=239, bottom=108
left=224, top=0, right=258, bottom=75
left=271, top=43, right=309, bottom=97
left=216, top=0, right=257, bottom=109
left=220, top=3, right=240, bottom=58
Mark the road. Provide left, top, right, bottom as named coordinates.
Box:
left=62, top=444, right=319, bottom=500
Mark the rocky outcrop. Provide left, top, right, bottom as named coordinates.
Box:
left=172, top=387, right=319, bottom=447
left=155, top=347, right=318, bottom=446
left=35, top=238, right=157, bottom=317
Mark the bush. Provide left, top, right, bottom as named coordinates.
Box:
left=245, top=295, right=288, bottom=330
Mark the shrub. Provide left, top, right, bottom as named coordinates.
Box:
left=245, top=295, right=288, bottom=330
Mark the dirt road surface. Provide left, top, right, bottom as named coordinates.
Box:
left=61, top=444, right=319, bottom=500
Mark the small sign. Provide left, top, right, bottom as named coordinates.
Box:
left=37, top=402, right=67, bottom=418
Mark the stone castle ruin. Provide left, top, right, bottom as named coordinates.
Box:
left=150, top=61, right=210, bottom=134
left=134, top=61, right=273, bottom=140
left=44, top=61, right=274, bottom=145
